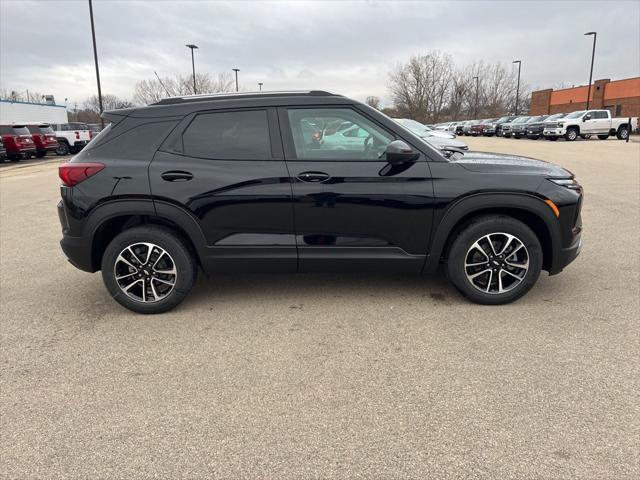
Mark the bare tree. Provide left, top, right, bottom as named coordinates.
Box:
left=388, top=52, right=530, bottom=122
left=133, top=72, right=234, bottom=105
left=84, top=94, right=134, bottom=113
left=365, top=96, right=381, bottom=109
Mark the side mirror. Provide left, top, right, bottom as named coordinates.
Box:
left=385, top=140, right=419, bottom=163
left=440, top=146, right=466, bottom=159
left=583, top=115, right=591, bottom=121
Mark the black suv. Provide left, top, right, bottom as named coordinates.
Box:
left=58, top=91, right=583, bottom=313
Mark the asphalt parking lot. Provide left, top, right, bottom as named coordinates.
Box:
left=1, top=137, right=639, bottom=479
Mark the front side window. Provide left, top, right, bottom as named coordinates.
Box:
left=182, top=110, right=271, bottom=160
left=287, top=108, right=394, bottom=160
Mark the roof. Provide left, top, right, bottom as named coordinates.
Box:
left=152, top=90, right=338, bottom=106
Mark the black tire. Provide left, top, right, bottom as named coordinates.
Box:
left=616, top=126, right=629, bottom=140
left=598, top=134, right=609, bottom=140
left=514, top=134, right=521, bottom=139
left=101, top=226, right=197, bottom=314
left=565, top=128, right=578, bottom=141
left=446, top=215, right=543, bottom=305
left=56, top=141, right=70, bottom=156
left=548, top=137, right=558, bottom=141
left=36, top=151, right=47, bottom=158
left=9, top=154, right=21, bottom=162
left=504, top=133, right=512, bottom=138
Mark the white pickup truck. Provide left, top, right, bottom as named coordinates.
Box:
left=50, top=122, right=92, bottom=155
left=543, top=110, right=637, bottom=141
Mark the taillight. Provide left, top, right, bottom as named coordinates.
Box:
left=58, top=162, right=105, bottom=187
left=75, top=131, right=80, bottom=139
left=89, top=131, right=94, bottom=139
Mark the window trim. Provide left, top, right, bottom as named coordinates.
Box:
left=278, top=105, right=412, bottom=162
left=170, top=107, right=281, bottom=161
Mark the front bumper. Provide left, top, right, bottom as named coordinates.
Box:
left=550, top=233, right=582, bottom=275
left=543, top=129, right=565, bottom=137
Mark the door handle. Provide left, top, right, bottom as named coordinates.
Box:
left=161, top=171, right=193, bottom=182
left=296, top=171, right=331, bottom=183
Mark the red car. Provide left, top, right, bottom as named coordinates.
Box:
left=0, top=124, right=36, bottom=161
left=26, top=124, right=59, bottom=158
left=470, top=118, right=496, bottom=136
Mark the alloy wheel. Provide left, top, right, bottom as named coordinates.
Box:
left=464, top=232, right=529, bottom=294
left=114, top=242, right=177, bottom=302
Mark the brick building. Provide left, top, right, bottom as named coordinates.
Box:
left=530, top=76, right=640, bottom=117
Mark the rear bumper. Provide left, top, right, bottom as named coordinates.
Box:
left=60, top=235, right=95, bottom=272
left=58, top=200, right=94, bottom=272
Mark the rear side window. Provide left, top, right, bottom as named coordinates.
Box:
left=182, top=110, right=271, bottom=160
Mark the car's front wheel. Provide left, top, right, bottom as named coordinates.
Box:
left=446, top=215, right=543, bottom=304
left=101, top=226, right=197, bottom=314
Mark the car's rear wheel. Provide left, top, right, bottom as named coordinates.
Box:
left=617, top=126, right=629, bottom=140
left=56, top=141, right=70, bottom=156
left=446, top=215, right=543, bottom=304
left=101, top=226, right=197, bottom=314
left=598, top=134, right=609, bottom=140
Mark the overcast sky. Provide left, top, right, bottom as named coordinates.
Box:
left=1, top=0, right=638, bottom=108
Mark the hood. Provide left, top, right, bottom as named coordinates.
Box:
left=428, top=130, right=455, bottom=139
left=422, top=135, right=468, bottom=149
left=451, top=151, right=572, bottom=177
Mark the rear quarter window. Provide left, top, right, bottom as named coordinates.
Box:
left=85, top=121, right=178, bottom=160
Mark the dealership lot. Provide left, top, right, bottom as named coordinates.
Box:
left=1, top=137, right=638, bottom=478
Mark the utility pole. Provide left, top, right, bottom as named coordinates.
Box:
left=185, top=44, right=198, bottom=94
left=512, top=60, right=522, bottom=116
left=232, top=69, right=240, bottom=92
left=473, top=76, right=479, bottom=119
left=258, top=82, right=263, bottom=91
left=88, top=0, right=104, bottom=127
left=584, top=32, right=597, bottom=110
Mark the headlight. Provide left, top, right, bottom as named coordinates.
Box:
left=549, top=177, right=581, bottom=190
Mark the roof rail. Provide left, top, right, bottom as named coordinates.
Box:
left=151, top=90, right=336, bottom=106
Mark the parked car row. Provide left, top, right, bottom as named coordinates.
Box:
left=431, top=110, right=637, bottom=142
left=0, top=122, right=105, bottom=161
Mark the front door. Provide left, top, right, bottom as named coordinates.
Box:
left=279, top=106, right=433, bottom=272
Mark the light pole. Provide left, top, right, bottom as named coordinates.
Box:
left=512, top=60, right=522, bottom=116
left=584, top=32, right=597, bottom=110
left=258, top=82, right=263, bottom=91
left=88, top=0, right=104, bottom=127
left=473, top=75, right=479, bottom=119
left=232, top=69, right=240, bottom=92
left=185, top=44, right=198, bottom=94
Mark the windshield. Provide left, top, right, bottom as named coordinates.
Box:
left=512, top=117, right=529, bottom=123
left=564, top=111, right=585, bottom=119
left=546, top=113, right=566, bottom=121
left=11, top=126, right=30, bottom=135
left=395, top=119, right=429, bottom=136
left=38, top=125, right=54, bottom=134
left=527, top=116, right=544, bottom=123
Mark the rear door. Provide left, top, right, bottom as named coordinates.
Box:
left=149, top=107, right=296, bottom=273
left=279, top=106, right=433, bottom=273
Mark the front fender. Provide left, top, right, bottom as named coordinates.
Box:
left=423, top=192, right=561, bottom=274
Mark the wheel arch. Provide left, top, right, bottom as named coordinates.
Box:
left=85, top=199, right=207, bottom=271
left=424, top=193, right=561, bottom=274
